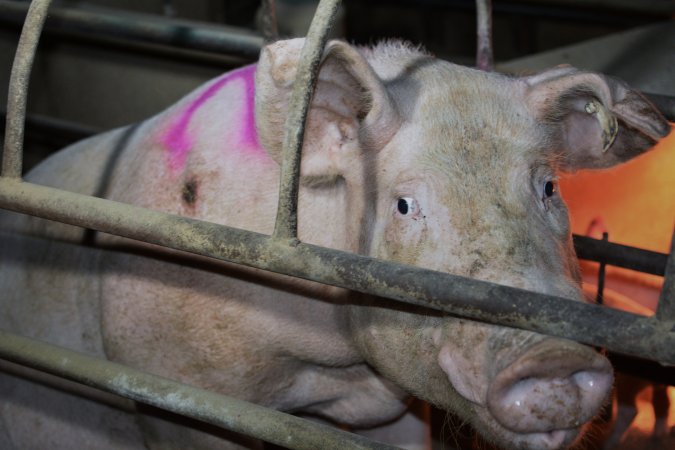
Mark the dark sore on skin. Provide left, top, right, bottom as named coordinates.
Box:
left=182, top=178, right=199, bottom=206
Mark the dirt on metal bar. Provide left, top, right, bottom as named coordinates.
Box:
left=1, top=178, right=673, bottom=365
left=0, top=330, right=397, bottom=450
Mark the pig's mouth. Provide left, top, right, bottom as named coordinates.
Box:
left=474, top=416, right=581, bottom=450
left=475, top=408, right=584, bottom=450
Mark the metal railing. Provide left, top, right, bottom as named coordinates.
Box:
left=1, top=0, right=674, bottom=448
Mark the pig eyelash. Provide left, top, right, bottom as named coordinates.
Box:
left=397, top=197, right=418, bottom=216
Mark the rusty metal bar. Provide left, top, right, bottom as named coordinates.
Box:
left=656, top=229, right=675, bottom=321
left=273, top=0, right=341, bottom=241
left=1, top=0, right=51, bottom=179
left=475, top=0, right=493, bottom=71
left=0, top=0, right=263, bottom=61
left=0, top=330, right=397, bottom=450
left=1, top=178, right=673, bottom=365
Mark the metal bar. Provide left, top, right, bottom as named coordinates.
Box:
left=356, top=0, right=670, bottom=24
left=0, top=110, right=102, bottom=143
left=475, top=0, right=493, bottom=70
left=644, top=93, right=675, bottom=122
left=0, top=111, right=669, bottom=278
left=573, top=234, right=668, bottom=277
left=1, top=110, right=669, bottom=277
left=260, top=0, right=279, bottom=44
left=0, top=330, right=396, bottom=450
left=0, top=178, right=673, bottom=365
left=609, top=353, right=675, bottom=386
left=595, top=231, right=608, bottom=305
left=656, top=229, right=675, bottom=321
left=273, top=0, right=341, bottom=241
left=1, top=0, right=51, bottom=179
left=0, top=0, right=263, bottom=61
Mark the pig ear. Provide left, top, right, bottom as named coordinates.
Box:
left=255, top=38, right=400, bottom=170
left=524, top=66, right=671, bottom=170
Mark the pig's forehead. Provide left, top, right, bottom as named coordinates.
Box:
left=387, top=62, right=548, bottom=170
left=395, top=62, right=533, bottom=131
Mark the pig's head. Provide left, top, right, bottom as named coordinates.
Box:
left=256, top=39, right=670, bottom=449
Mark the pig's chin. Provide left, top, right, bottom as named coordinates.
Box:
left=474, top=407, right=583, bottom=450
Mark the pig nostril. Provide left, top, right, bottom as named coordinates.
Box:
left=573, top=369, right=613, bottom=411
left=574, top=370, right=599, bottom=389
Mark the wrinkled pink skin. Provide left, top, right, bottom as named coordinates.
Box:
left=0, top=39, right=670, bottom=450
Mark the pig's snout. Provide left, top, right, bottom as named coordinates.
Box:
left=487, top=340, right=613, bottom=434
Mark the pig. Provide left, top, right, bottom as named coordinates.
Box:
left=0, top=38, right=670, bottom=450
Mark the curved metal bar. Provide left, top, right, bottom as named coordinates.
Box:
left=0, top=330, right=397, bottom=450
left=273, top=0, right=342, bottom=241
left=1, top=0, right=52, bottom=178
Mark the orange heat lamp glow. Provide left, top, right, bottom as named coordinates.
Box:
left=560, top=123, right=675, bottom=255
left=561, top=123, right=675, bottom=435
left=628, top=386, right=675, bottom=433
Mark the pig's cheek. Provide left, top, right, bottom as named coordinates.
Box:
left=382, top=217, right=426, bottom=264
left=437, top=337, right=490, bottom=406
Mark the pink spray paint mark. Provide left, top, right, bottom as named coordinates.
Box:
left=160, top=64, right=264, bottom=172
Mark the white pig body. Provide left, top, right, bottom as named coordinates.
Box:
left=0, top=39, right=670, bottom=450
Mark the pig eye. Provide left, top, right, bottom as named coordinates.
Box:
left=541, top=180, right=557, bottom=211
left=397, top=197, right=417, bottom=216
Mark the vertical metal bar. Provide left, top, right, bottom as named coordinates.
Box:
left=272, top=0, right=341, bottom=242
left=656, top=229, right=675, bottom=321
left=1, top=0, right=52, bottom=179
left=260, top=0, right=279, bottom=43
left=595, top=231, right=608, bottom=305
left=475, top=0, right=493, bottom=71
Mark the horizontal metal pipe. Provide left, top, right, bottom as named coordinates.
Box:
left=573, top=235, right=668, bottom=276
left=0, top=0, right=263, bottom=60
left=2, top=112, right=667, bottom=274
left=645, top=93, right=675, bottom=122
left=610, top=352, right=675, bottom=386
left=0, top=330, right=396, bottom=450
left=360, top=0, right=671, bottom=23
left=0, top=110, right=102, bottom=143
left=0, top=178, right=673, bottom=365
